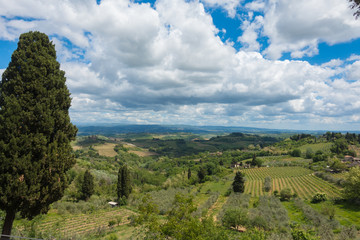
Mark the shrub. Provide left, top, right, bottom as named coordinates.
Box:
left=273, top=190, right=279, bottom=197
left=222, top=208, right=248, bottom=228
left=280, top=188, right=292, bottom=201
left=311, top=193, right=327, bottom=203
left=108, top=220, right=116, bottom=228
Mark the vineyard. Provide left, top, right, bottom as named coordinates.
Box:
left=241, top=167, right=342, bottom=199
left=18, top=208, right=134, bottom=239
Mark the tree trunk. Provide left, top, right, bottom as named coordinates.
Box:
left=1, top=210, right=15, bottom=240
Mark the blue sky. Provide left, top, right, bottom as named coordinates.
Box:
left=1, top=0, right=360, bottom=131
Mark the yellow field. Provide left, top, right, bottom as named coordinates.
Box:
left=129, top=150, right=157, bottom=157
left=94, top=143, right=118, bottom=157
left=72, top=145, right=83, bottom=151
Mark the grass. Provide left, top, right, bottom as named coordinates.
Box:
left=310, top=201, right=360, bottom=229
left=94, top=143, right=118, bottom=157
left=298, top=142, right=333, bottom=153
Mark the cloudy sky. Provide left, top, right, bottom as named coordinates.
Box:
left=1, top=0, right=360, bottom=131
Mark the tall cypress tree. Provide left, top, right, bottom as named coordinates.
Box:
left=0, top=31, right=77, bottom=238
left=81, top=170, right=94, bottom=201
left=117, top=164, right=131, bottom=202
left=232, top=171, right=245, bottom=193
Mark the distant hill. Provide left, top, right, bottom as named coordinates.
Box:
left=77, top=124, right=328, bottom=136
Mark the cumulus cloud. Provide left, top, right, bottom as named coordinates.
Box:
left=259, top=0, right=360, bottom=59
left=0, top=0, right=360, bottom=130
left=201, top=0, right=242, bottom=18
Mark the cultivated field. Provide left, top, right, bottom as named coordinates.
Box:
left=93, top=143, right=118, bottom=157
left=28, top=208, right=134, bottom=239
left=241, top=167, right=342, bottom=199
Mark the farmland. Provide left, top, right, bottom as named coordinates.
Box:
left=7, top=131, right=360, bottom=239
left=241, top=167, right=342, bottom=199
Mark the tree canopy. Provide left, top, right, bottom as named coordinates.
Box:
left=232, top=171, right=245, bottom=193
left=81, top=170, right=94, bottom=201
left=117, top=164, right=132, bottom=203
left=0, top=31, right=77, bottom=238
left=343, top=166, right=360, bottom=200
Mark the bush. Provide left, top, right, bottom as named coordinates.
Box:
left=108, top=220, right=116, bottom=228
left=311, top=193, right=327, bottom=203
left=290, top=149, right=301, bottom=157
left=222, top=208, right=248, bottom=228
left=280, top=188, right=292, bottom=201
left=273, top=190, right=279, bottom=197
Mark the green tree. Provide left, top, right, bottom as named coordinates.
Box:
left=251, top=154, right=263, bottom=167
left=187, top=167, right=191, bottom=180
left=81, top=170, right=94, bottom=201
left=142, top=193, right=228, bottom=240
left=232, top=171, right=245, bottom=193
left=197, top=167, right=207, bottom=183
left=117, top=164, right=131, bottom=203
left=330, top=138, right=348, bottom=155
left=291, top=149, right=301, bottom=157
left=0, top=31, right=77, bottom=238
left=343, top=166, right=360, bottom=200
left=305, top=148, right=314, bottom=159
left=222, top=208, right=248, bottom=229
left=280, top=188, right=292, bottom=201
left=264, top=176, right=272, bottom=192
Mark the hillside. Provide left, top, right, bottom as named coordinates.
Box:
left=7, top=131, right=360, bottom=239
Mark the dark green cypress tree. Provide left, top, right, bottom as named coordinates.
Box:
left=187, top=167, right=191, bottom=180
left=232, top=171, right=245, bottom=193
left=0, top=31, right=77, bottom=238
left=81, top=170, right=94, bottom=201
left=197, top=167, right=206, bottom=183
left=117, top=164, right=131, bottom=202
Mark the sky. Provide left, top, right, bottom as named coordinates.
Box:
left=1, top=0, right=360, bottom=131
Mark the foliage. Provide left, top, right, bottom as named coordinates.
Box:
left=314, top=172, right=345, bottom=187
left=129, top=187, right=191, bottom=215
left=305, top=148, right=314, bottom=159
left=251, top=154, right=263, bottom=167
left=342, top=166, right=360, bottom=201
left=249, top=196, right=290, bottom=232
left=264, top=176, right=272, bottom=192
left=0, top=31, right=77, bottom=237
left=222, top=208, right=248, bottom=228
left=197, top=167, right=207, bottom=183
left=291, top=225, right=318, bottom=240
left=139, top=193, right=229, bottom=240
left=280, top=188, right=292, bottom=201
left=312, top=150, right=328, bottom=162
left=311, top=193, right=327, bottom=204
left=294, top=198, right=339, bottom=231
left=331, top=138, right=349, bottom=155
left=81, top=170, right=95, bottom=201
left=117, top=164, right=131, bottom=202
left=232, top=171, right=245, bottom=193
left=290, top=149, right=302, bottom=157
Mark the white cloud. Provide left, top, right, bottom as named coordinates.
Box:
left=201, top=0, right=242, bottom=18
left=0, top=0, right=360, bottom=130
left=238, top=15, right=263, bottom=51
left=260, top=0, right=360, bottom=59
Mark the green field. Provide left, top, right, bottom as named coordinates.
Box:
left=241, top=167, right=342, bottom=199
left=298, top=142, right=333, bottom=153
